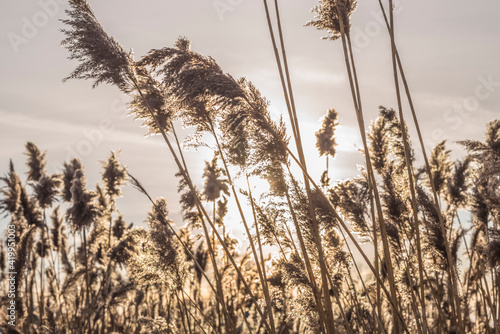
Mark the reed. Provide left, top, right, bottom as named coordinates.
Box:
left=0, top=1, right=498, bottom=333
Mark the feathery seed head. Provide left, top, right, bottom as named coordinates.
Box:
left=175, top=36, right=191, bottom=51
left=127, top=199, right=187, bottom=288
left=25, top=142, right=46, bottom=182
left=66, top=168, right=98, bottom=231
left=447, top=157, right=471, bottom=208
left=485, top=119, right=500, bottom=154
left=316, top=108, right=339, bottom=158
left=369, top=115, right=389, bottom=174
left=330, top=178, right=370, bottom=237
left=0, top=160, right=22, bottom=215
left=428, top=140, right=452, bottom=195
left=50, top=207, right=64, bottom=251
left=202, top=156, right=229, bottom=202
left=19, top=186, right=43, bottom=227
left=127, top=66, right=175, bottom=135
left=33, top=173, right=62, bottom=209
left=101, top=151, right=127, bottom=200
left=61, top=0, right=134, bottom=90
left=62, top=158, right=83, bottom=202
left=112, top=215, right=127, bottom=240
left=307, top=0, right=358, bottom=40
left=138, top=38, right=244, bottom=132
left=0, top=244, right=5, bottom=273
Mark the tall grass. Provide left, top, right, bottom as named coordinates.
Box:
left=1, top=0, right=499, bottom=333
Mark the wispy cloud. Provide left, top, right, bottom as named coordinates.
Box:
left=0, top=109, right=165, bottom=147
left=292, top=68, right=345, bottom=85
left=1, top=109, right=83, bottom=136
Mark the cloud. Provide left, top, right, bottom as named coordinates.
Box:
left=0, top=109, right=82, bottom=135
left=292, top=68, right=345, bottom=85
left=0, top=109, right=167, bottom=147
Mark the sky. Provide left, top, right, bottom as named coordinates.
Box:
left=0, top=0, right=499, bottom=236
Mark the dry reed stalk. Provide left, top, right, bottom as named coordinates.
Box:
left=382, top=0, right=429, bottom=331
left=209, top=122, right=277, bottom=333
left=263, top=1, right=339, bottom=332
left=377, top=1, right=465, bottom=331
left=326, top=2, right=403, bottom=330
left=286, top=146, right=410, bottom=332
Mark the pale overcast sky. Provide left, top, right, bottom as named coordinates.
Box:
left=0, top=0, right=499, bottom=231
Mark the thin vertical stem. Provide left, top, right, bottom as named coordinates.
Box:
left=247, top=175, right=277, bottom=334
left=40, top=211, right=46, bottom=327
left=383, top=0, right=428, bottom=331
left=265, top=0, right=338, bottom=331
left=332, top=3, right=402, bottom=329
left=378, top=1, right=463, bottom=331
